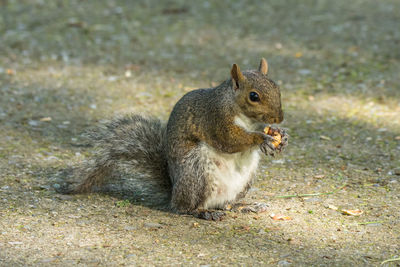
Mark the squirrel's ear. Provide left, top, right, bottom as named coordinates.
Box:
left=258, top=58, right=268, bottom=75
left=231, top=63, right=245, bottom=90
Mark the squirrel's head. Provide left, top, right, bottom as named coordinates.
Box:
left=231, top=58, right=283, bottom=124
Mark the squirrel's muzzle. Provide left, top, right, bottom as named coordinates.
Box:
left=273, top=111, right=284, bottom=124
left=263, top=111, right=283, bottom=124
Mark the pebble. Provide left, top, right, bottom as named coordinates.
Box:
left=45, top=156, right=59, bottom=161
left=298, top=69, right=311, bottom=75
left=393, top=168, right=400, bottom=176
left=366, top=223, right=382, bottom=227
left=124, top=226, right=137, bottom=231
left=253, top=202, right=269, bottom=213
left=144, top=222, right=163, bottom=229
left=53, top=183, right=61, bottom=189
left=249, top=187, right=260, bottom=192
left=56, top=194, right=74, bottom=200
left=304, top=197, right=321, bottom=203
left=8, top=241, right=23, bottom=245
left=278, top=260, right=292, bottom=266
left=67, top=215, right=82, bottom=219
left=258, top=229, right=267, bottom=235
left=107, top=76, right=118, bottom=82
left=240, top=206, right=256, bottom=213
left=28, top=120, right=40, bottom=126
left=41, top=257, right=57, bottom=263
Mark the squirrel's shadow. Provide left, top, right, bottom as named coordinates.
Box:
left=55, top=164, right=171, bottom=212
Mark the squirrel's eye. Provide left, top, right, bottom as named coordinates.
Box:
left=249, top=92, right=260, bottom=102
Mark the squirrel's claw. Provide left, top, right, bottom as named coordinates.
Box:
left=260, top=135, right=277, bottom=157
left=277, top=128, right=289, bottom=152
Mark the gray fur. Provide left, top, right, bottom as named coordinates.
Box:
left=165, top=62, right=286, bottom=212
left=59, top=59, right=288, bottom=215
left=59, top=114, right=170, bottom=195
left=169, top=145, right=209, bottom=213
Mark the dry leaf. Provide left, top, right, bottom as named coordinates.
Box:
left=275, top=43, right=283, bottom=49
left=341, top=209, right=363, bottom=216
left=225, top=204, right=232, bottom=211
left=240, top=206, right=256, bottom=213
left=6, top=69, right=15, bottom=75
left=270, top=214, right=292, bottom=221
left=236, top=225, right=250, bottom=231
left=40, top=117, right=52, bottom=122
left=320, top=135, right=331, bottom=141
left=327, top=204, right=339, bottom=211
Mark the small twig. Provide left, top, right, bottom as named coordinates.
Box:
left=381, top=257, right=400, bottom=265
left=276, top=184, right=347, bottom=199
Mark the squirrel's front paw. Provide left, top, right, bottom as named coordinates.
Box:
left=260, top=134, right=277, bottom=157
left=275, top=127, right=289, bottom=152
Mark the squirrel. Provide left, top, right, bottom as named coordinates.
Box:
left=59, top=58, right=288, bottom=220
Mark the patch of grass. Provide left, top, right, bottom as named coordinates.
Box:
left=115, top=199, right=131, bottom=208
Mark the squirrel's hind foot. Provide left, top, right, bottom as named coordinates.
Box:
left=194, top=210, right=226, bottom=221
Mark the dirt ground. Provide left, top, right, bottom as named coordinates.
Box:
left=0, top=0, right=399, bottom=266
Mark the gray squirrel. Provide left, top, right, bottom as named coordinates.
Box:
left=60, top=58, right=288, bottom=220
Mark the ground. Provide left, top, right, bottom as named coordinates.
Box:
left=0, top=0, right=400, bottom=266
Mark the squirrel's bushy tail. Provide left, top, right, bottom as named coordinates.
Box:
left=59, top=114, right=170, bottom=194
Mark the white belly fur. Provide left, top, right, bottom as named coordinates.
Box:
left=202, top=143, right=260, bottom=209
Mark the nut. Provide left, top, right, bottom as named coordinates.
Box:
left=264, top=126, right=282, bottom=148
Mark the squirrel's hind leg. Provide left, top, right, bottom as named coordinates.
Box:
left=168, top=144, right=228, bottom=221
left=168, top=145, right=212, bottom=214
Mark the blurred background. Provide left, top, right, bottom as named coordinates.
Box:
left=1, top=0, right=398, bottom=175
